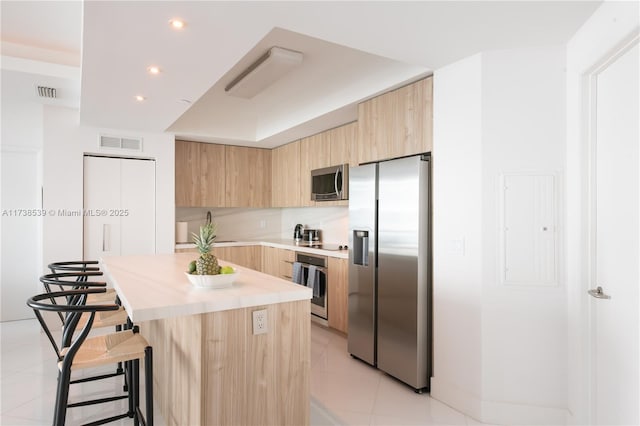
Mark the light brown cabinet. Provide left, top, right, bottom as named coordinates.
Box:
left=261, top=246, right=294, bottom=280
left=329, top=122, right=358, bottom=167
left=357, top=77, right=433, bottom=164
left=328, top=257, right=348, bottom=334
left=175, top=140, right=225, bottom=207
left=176, top=141, right=272, bottom=208
left=225, top=146, right=271, bottom=208
left=271, top=141, right=302, bottom=207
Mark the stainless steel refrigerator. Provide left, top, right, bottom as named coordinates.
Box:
left=348, top=154, right=432, bottom=391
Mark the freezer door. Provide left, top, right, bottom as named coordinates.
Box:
left=377, top=156, right=431, bottom=390
left=348, top=163, right=377, bottom=365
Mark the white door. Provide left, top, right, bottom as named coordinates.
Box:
left=590, top=40, right=639, bottom=425
left=84, top=156, right=122, bottom=260
left=120, top=158, right=155, bottom=255
left=83, top=156, right=156, bottom=260
left=1, top=149, right=42, bottom=321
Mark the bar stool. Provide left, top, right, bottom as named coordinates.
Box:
left=48, top=261, right=118, bottom=304
left=40, top=272, right=131, bottom=330
left=40, top=272, right=132, bottom=388
left=27, top=289, right=153, bottom=426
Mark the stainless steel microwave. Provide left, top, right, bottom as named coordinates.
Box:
left=311, top=164, right=349, bottom=201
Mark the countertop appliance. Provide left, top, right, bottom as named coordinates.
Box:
left=293, top=224, right=303, bottom=241
left=348, top=154, right=432, bottom=392
left=311, top=164, right=348, bottom=201
left=303, top=228, right=321, bottom=242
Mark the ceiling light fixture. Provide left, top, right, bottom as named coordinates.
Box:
left=147, top=66, right=161, bottom=75
left=169, top=19, right=185, bottom=29
left=225, top=46, right=303, bottom=99
left=135, top=95, right=146, bottom=102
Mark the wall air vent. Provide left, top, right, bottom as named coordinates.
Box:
left=37, top=86, right=57, bottom=98
left=99, top=135, right=143, bottom=152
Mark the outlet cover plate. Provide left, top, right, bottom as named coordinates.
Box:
left=252, top=309, right=268, bottom=335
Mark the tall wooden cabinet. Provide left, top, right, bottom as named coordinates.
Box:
left=357, top=77, right=433, bottom=164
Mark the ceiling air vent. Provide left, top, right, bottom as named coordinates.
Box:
left=99, top=135, right=143, bottom=152
left=37, top=86, right=57, bottom=98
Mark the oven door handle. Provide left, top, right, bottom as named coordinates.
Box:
left=297, top=263, right=327, bottom=273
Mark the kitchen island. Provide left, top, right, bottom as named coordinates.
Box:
left=101, top=253, right=312, bottom=426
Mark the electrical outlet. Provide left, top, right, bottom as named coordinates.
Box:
left=252, top=309, right=268, bottom=335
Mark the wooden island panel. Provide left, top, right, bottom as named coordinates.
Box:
left=141, top=300, right=310, bottom=426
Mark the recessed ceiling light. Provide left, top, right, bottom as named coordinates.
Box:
left=169, top=19, right=185, bottom=29
left=147, top=66, right=161, bottom=75
left=135, top=95, right=146, bottom=102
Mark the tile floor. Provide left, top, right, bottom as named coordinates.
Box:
left=1, top=319, right=486, bottom=426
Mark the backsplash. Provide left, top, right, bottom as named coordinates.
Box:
left=175, top=206, right=348, bottom=245
left=280, top=206, right=348, bottom=244
left=175, top=207, right=282, bottom=242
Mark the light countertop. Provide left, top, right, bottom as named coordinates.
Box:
left=175, top=239, right=350, bottom=259
left=100, top=253, right=312, bottom=323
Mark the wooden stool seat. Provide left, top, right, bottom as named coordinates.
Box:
left=77, top=305, right=129, bottom=329
left=87, top=287, right=118, bottom=303
left=60, top=329, right=149, bottom=371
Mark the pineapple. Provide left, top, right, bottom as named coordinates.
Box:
left=192, top=223, right=220, bottom=275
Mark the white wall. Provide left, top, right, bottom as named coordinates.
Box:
left=480, top=46, right=567, bottom=424
left=0, top=79, right=44, bottom=319
left=42, top=105, right=174, bottom=268
left=432, top=45, right=568, bottom=425
left=565, top=2, right=640, bottom=424
left=280, top=206, right=348, bottom=244
left=431, top=53, right=484, bottom=415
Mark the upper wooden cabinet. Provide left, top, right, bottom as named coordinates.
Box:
left=329, top=122, right=358, bottom=167
left=176, top=141, right=271, bottom=208
left=271, top=141, right=301, bottom=207
left=175, top=140, right=225, bottom=207
left=225, top=146, right=271, bottom=208
left=357, top=77, right=433, bottom=164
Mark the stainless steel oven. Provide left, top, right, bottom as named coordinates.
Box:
left=293, top=253, right=328, bottom=321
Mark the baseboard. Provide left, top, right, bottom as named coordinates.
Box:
left=430, top=377, right=483, bottom=420
left=431, top=377, right=569, bottom=425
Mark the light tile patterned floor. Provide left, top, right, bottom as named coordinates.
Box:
left=1, top=319, right=488, bottom=426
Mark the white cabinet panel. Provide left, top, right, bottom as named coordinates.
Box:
left=84, top=156, right=155, bottom=260
left=500, top=174, right=557, bottom=286
left=120, top=158, right=155, bottom=255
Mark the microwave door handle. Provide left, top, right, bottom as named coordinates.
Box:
left=335, top=168, right=340, bottom=196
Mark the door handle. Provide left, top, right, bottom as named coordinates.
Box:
left=588, top=286, right=611, bottom=300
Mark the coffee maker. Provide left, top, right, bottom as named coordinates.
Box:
left=293, top=224, right=303, bottom=241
